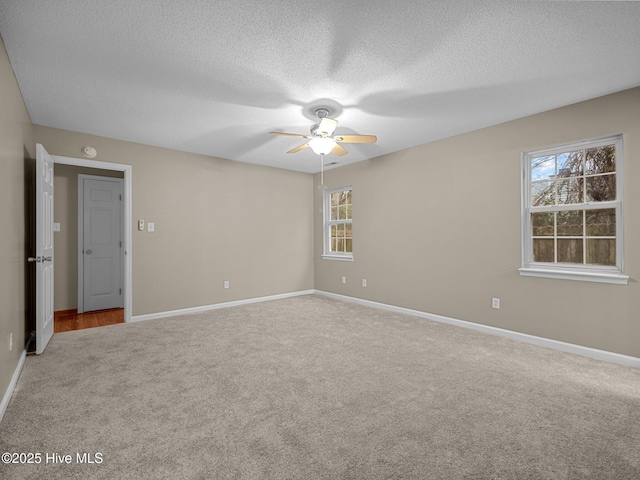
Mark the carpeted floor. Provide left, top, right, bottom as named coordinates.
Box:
left=1, top=294, right=639, bottom=479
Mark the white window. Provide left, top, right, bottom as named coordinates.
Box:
left=322, top=186, right=353, bottom=261
left=520, top=135, right=627, bottom=284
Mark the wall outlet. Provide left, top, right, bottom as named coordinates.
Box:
left=362, top=279, right=367, bottom=287
left=138, top=219, right=144, bottom=231
left=9, top=332, right=13, bottom=351
left=224, top=280, right=230, bottom=289
left=492, top=297, right=501, bottom=309
left=341, top=276, right=346, bottom=284
left=53, top=222, right=61, bottom=232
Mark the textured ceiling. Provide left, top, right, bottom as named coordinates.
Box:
left=1, top=1, right=639, bottom=173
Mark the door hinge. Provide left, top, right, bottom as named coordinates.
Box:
left=119, top=288, right=122, bottom=295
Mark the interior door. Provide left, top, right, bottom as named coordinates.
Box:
left=34, top=144, right=54, bottom=354
left=81, top=177, right=123, bottom=312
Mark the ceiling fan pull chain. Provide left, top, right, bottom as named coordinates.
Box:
left=320, top=154, right=324, bottom=185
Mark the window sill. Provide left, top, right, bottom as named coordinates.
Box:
left=322, top=254, right=354, bottom=262
left=518, top=267, right=629, bottom=285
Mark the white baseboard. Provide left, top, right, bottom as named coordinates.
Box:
left=0, top=350, right=27, bottom=424
left=314, top=290, right=640, bottom=369
left=130, top=290, right=316, bottom=323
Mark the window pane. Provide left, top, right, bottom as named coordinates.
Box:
left=331, top=238, right=337, bottom=252
left=533, top=239, right=554, bottom=262
left=330, top=224, right=337, bottom=237
left=557, top=178, right=583, bottom=204
left=531, top=155, right=556, bottom=181
left=331, top=206, right=338, bottom=221
left=345, top=238, right=352, bottom=253
left=557, top=239, right=583, bottom=264
left=556, top=210, right=583, bottom=236
left=586, top=174, right=616, bottom=202
left=586, top=209, right=616, bottom=236
left=585, top=145, right=615, bottom=175
left=346, top=190, right=352, bottom=205
left=336, top=238, right=344, bottom=252
left=586, top=239, right=615, bottom=266
left=532, top=181, right=555, bottom=206
left=345, top=223, right=352, bottom=237
left=337, top=224, right=344, bottom=236
left=557, top=151, right=583, bottom=177
left=532, top=212, right=554, bottom=236
left=338, top=206, right=347, bottom=220
left=346, top=204, right=352, bottom=220
left=331, top=192, right=340, bottom=207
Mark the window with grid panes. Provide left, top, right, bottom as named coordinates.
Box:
left=323, top=187, right=353, bottom=260
left=520, top=135, right=627, bottom=284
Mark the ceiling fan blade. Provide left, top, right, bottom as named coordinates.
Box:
left=269, top=131, right=309, bottom=138
left=331, top=143, right=349, bottom=156
left=334, top=135, right=377, bottom=144
left=287, top=143, right=310, bottom=154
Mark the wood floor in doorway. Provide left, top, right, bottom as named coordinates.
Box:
left=54, top=308, right=124, bottom=333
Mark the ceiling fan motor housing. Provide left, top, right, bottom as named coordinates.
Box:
left=315, top=108, right=330, bottom=119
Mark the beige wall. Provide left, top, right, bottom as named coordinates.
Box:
left=0, top=35, right=34, bottom=401
left=314, top=87, right=640, bottom=358
left=34, top=126, right=315, bottom=316
left=53, top=165, right=124, bottom=311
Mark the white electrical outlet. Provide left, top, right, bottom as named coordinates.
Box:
left=341, top=276, right=346, bottom=284
left=9, top=332, right=13, bottom=351
left=224, top=280, right=230, bottom=289
left=138, top=219, right=144, bottom=231
left=362, top=279, right=367, bottom=287
left=492, top=297, right=501, bottom=309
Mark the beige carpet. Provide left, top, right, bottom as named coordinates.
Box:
left=1, top=294, right=639, bottom=479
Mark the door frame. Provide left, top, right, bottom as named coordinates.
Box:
left=52, top=155, right=132, bottom=323
left=77, top=174, right=125, bottom=314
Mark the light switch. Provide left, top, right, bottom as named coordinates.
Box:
left=138, top=220, right=144, bottom=231
left=53, top=223, right=61, bottom=232
left=148, top=222, right=155, bottom=232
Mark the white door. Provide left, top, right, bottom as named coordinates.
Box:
left=34, top=144, right=54, bottom=355
left=80, top=176, right=123, bottom=312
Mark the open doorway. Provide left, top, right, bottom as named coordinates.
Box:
left=51, top=155, right=132, bottom=333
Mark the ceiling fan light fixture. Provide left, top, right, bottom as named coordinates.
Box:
left=309, top=137, right=336, bottom=155
left=318, top=117, right=338, bottom=136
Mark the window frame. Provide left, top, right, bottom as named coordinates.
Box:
left=322, top=186, right=354, bottom=261
left=519, top=135, right=628, bottom=284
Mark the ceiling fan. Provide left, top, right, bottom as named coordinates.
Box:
left=269, top=108, right=377, bottom=157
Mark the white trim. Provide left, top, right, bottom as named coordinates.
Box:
left=518, top=267, right=629, bottom=284
left=0, top=350, right=27, bottom=424
left=321, top=255, right=354, bottom=262
left=130, top=290, right=315, bottom=323
left=314, top=290, right=640, bottom=368
left=52, top=155, right=132, bottom=323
